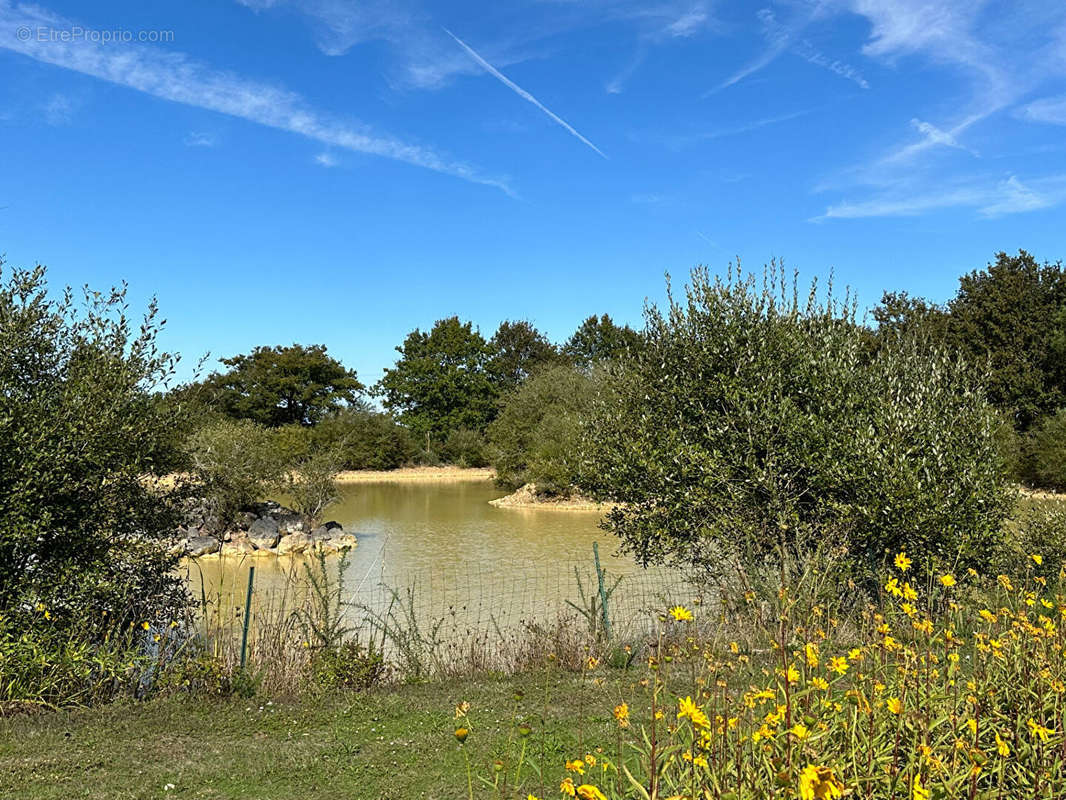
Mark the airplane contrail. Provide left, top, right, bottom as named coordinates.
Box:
left=444, top=28, right=607, bottom=160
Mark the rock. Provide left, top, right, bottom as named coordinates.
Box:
left=221, top=537, right=256, bottom=556
left=275, top=512, right=307, bottom=534
left=248, top=517, right=280, bottom=549
left=185, top=536, right=220, bottom=557
left=330, top=532, right=358, bottom=550
left=277, top=532, right=311, bottom=555
left=237, top=511, right=258, bottom=530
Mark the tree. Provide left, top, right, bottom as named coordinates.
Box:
left=562, top=314, right=642, bottom=367
left=870, top=291, right=950, bottom=345
left=207, top=344, right=363, bottom=427
left=487, top=363, right=597, bottom=495
left=581, top=264, right=1013, bottom=581
left=945, top=251, right=1066, bottom=429
left=487, top=320, right=559, bottom=392
left=375, top=317, right=498, bottom=443
left=185, top=418, right=288, bottom=528
left=0, top=261, right=190, bottom=628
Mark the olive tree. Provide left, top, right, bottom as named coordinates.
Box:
left=581, top=264, right=1015, bottom=581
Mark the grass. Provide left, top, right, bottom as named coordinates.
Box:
left=0, top=674, right=606, bottom=800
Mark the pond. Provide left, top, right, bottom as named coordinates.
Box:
left=184, top=478, right=685, bottom=639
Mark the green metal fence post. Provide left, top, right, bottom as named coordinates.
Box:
left=239, top=565, right=255, bottom=670
left=593, top=542, right=612, bottom=642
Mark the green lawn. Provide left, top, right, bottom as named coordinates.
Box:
left=0, top=675, right=613, bottom=800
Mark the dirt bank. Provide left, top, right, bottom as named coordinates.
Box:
left=334, top=466, right=495, bottom=483
left=488, top=482, right=610, bottom=511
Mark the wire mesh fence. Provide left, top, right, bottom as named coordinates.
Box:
left=193, top=550, right=699, bottom=681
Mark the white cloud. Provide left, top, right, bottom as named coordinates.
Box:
left=815, top=174, right=1066, bottom=219
left=183, top=131, right=217, bottom=147
left=1018, top=94, right=1066, bottom=125
left=710, top=7, right=869, bottom=94
left=0, top=1, right=511, bottom=193
left=42, top=92, right=75, bottom=125
left=665, top=7, right=710, bottom=38
left=314, top=151, right=338, bottom=167
left=444, top=28, right=607, bottom=159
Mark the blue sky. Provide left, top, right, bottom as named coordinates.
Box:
left=2, top=1, right=1065, bottom=386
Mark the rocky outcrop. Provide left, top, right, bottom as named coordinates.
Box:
left=248, top=517, right=281, bottom=550
left=175, top=501, right=355, bottom=559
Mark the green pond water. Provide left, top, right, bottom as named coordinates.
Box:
left=184, top=479, right=685, bottom=633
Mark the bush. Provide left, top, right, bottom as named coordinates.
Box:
left=581, top=264, right=1015, bottom=582
left=0, top=262, right=191, bottom=647
left=487, top=364, right=597, bottom=495
left=440, top=428, right=489, bottom=468
left=311, top=408, right=417, bottom=470
left=307, top=640, right=387, bottom=690
left=285, top=447, right=342, bottom=527
left=186, top=418, right=288, bottom=529
left=1025, top=408, right=1066, bottom=490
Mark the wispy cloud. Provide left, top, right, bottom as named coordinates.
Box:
left=709, top=7, right=868, bottom=95
left=1018, top=94, right=1066, bottom=125
left=0, top=2, right=511, bottom=193
left=878, top=118, right=978, bottom=164
left=41, top=92, right=76, bottom=125
left=183, top=131, right=218, bottom=147
left=814, top=174, right=1066, bottom=220
left=314, top=151, right=339, bottom=167
left=606, top=3, right=715, bottom=94
left=443, top=28, right=607, bottom=159
left=666, top=107, right=816, bottom=148
left=792, top=39, right=869, bottom=89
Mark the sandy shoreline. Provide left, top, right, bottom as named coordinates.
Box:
left=488, top=483, right=611, bottom=512
left=334, top=466, right=495, bottom=483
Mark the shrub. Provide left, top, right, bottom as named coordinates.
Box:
left=581, top=264, right=1015, bottom=582
left=487, top=363, right=597, bottom=495
left=441, top=428, right=489, bottom=468
left=1025, top=408, right=1066, bottom=490
left=186, top=418, right=287, bottom=528
left=0, top=262, right=190, bottom=653
left=285, top=447, right=342, bottom=527
left=307, top=640, right=387, bottom=691
left=311, top=407, right=417, bottom=470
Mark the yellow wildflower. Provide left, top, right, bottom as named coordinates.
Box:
left=565, top=759, right=585, bottom=775
left=1032, top=554, right=1043, bottom=566
left=995, top=731, right=1010, bottom=757
left=454, top=701, right=470, bottom=719
left=895, top=552, right=912, bottom=572
left=886, top=697, right=902, bottom=714
left=575, top=785, right=606, bottom=800
left=677, top=696, right=710, bottom=729
left=1027, top=718, right=1053, bottom=742
left=669, top=605, right=693, bottom=622
left=829, top=657, right=849, bottom=675
left=913, top=773, right=929, bottom=800
left=787, top=664, right=801, bottom=683
left=613, top=703, right=629, bottom=728
left=560, top=777, right=576, bottom=796
left=454, top=727, right=469, bottom=744
left=798, top=764, right=844, bottom=800
left=940, top=574, right=956, bottom=587
left=804, top=642, right=819, bottom=667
